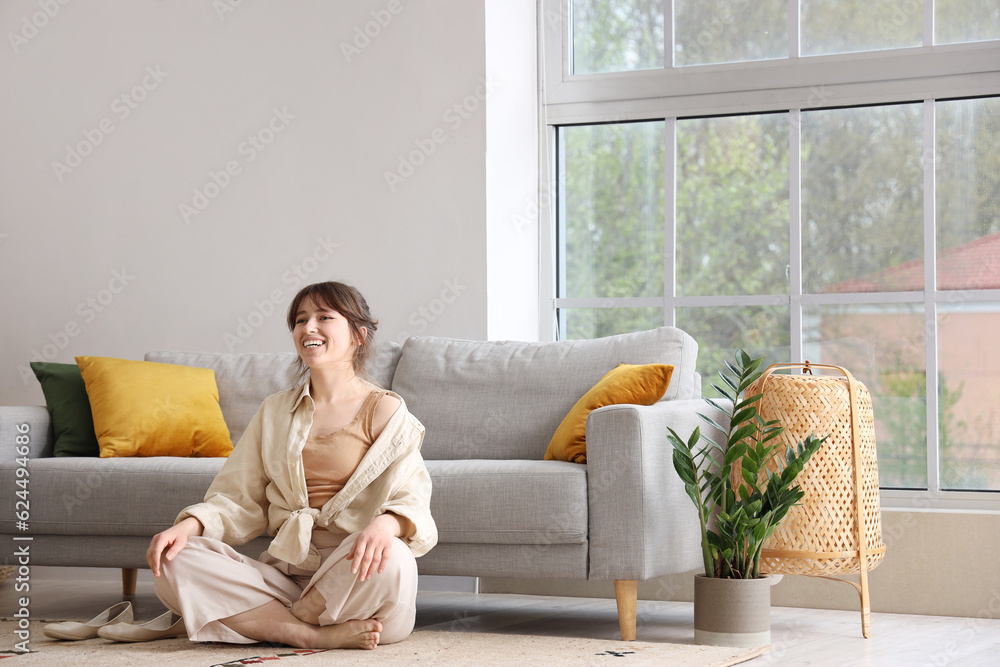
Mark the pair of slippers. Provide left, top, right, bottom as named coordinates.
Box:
left=42, top=601, right=186, bottom=642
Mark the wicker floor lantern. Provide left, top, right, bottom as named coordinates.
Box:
left=747, top=362, right=886, bottom=639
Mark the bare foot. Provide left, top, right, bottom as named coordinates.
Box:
left=291, top=587, right=325, bottom=625
left=314, top=619, right=382, bottom=650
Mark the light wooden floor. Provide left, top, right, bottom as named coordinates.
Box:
left=4, top=566, right=999, bottom=666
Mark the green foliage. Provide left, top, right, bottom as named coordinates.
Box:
left=572, top=0, right=664, bottom=74
left=876, top=367, right=977, bottom=489
left=668, top=350, right=826, bottom=579
left=674, top=0, right=787, bottom=66
left=562, top=122, right=665, bottom=304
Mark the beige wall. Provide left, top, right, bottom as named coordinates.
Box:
left=1, top=0, right=543, bottom=406
left=482, top=510, right=1000, bottom=620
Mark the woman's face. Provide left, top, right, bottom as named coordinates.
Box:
left=291, top=295, right=361, bottom=370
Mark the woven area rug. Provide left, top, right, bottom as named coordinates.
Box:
left=1, top=619, right=768, bottom=666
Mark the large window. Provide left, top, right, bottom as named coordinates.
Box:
left=543, top=1, right=1000, bottom=505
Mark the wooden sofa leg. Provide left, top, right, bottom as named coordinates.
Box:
left=122, top=568, right=138, bottom=597
left=614, top=579, right=637, bottom=641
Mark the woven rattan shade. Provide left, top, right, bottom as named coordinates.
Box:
left=749, top=367, right=885, bottom=576
left=740, top=363, right=886, bottom=637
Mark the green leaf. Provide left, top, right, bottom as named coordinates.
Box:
left=704, top=397, right=726, bottom=414
left=724, top=441, right=747, bottom=465
left=730, top=406, right=758, bottom=429
left=728, top=423, right=756, bottom=448
left=734, top=393, right=764, bottom=412
left=709, top=378, right=736, bottom=398
left=698, top=413, right=729, bottom=435
left=737, top=370, right=765, bottom=395
left=718, top=372, right=739, bottom=396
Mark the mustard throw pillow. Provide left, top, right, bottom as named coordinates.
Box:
left=76, top=356, right=233, bottom=458
left=544, top=363, right=673, bottom=464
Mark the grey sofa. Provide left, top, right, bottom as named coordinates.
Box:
left=0, top=327, right=714, bottom=640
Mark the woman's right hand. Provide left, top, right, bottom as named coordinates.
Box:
left=146, top=517, right=203, bottom=577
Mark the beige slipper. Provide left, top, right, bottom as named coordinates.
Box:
left=98, top=611, right=186, bottom=642
left=42, top=601, right=133, bottom=640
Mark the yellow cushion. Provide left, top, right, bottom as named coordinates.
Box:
left=76, top=356, right=233, bottom=458
left=544, top=363, right=673, bottom=464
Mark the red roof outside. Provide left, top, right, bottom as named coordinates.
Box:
left=825, top=231, right=1000, bottom=293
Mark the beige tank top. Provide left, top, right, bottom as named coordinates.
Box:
left=303, top=389, right=386, bottom=510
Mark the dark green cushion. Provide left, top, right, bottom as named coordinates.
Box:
left=30, top=362, right=100, bottom=457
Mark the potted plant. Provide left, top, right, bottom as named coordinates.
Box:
left=668, top=350, right=825, bottom=647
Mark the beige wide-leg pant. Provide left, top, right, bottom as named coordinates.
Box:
left=154, top=530, right=417, bottom=644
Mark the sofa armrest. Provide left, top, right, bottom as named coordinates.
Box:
left=585, top=398, right=728, bottom=581
left=0, top=406, right=54, bottom=462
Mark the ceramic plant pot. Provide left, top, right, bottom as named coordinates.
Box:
left=693, top=574, right=772, bottom=647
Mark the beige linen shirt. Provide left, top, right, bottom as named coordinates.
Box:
left=175, top=382, right=437, bottom=571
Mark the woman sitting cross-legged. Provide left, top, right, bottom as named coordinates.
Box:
left=146, top=281, right=437, bottom=650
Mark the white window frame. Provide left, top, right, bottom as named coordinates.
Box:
left=537, top=0, right=1000, bottom=511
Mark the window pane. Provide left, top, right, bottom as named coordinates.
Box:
left=939, top=303, right=1000, bottom=491
left=675, top=305, right=789, bottom=397
left=801, top=0, right=923, bottom=56
left=936, top=98, right=1000, bottom=290
left=572, top=0, right=665, bottom=74
left=673, top=0, right=786, bottom=66
left=561, top=307, right=664, bottom=339
left=803, top=304, right=927, bottom=489
left=936, top=0, right=1000, bottom=44
left=560, top=122, right=665, bottom=299
left=802, top=104, right=924, bottom=294
left=677, top=113, right=789, bottom=296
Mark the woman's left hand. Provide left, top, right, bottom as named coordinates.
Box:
left=348, top=514, right=402, bottom=581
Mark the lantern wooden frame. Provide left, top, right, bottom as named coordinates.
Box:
left=747, top=362, right=886, bottom=638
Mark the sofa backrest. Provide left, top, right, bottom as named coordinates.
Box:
left=145, top=341, right=403, bottom=445
left=390, top=326, right=699, bottom=461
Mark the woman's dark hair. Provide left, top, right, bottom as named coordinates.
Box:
left=286, top=281, right=378, bottom=379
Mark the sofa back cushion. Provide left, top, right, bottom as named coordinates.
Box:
left=145, top=341, right=402, bottom=445
left=390, top=326, right=698, bottom=460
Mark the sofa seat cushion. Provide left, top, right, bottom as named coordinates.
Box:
left=425, top=459, right=588, bottom=545
left=3, top=457, right=589, bottom=549
left=0, top=457, right=226, bottom=537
